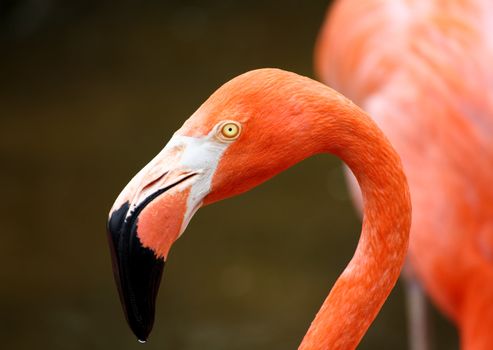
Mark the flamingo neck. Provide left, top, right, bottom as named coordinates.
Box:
left=186, top=70, right=411, bottom=348
left=298, top=94, right=411, bottom=349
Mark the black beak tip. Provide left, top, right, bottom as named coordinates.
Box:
left=128, top=315, right=152, bottom=344
left=107, top=202, right=165, bottom=342
left=131, top=325, right=150, bottom=344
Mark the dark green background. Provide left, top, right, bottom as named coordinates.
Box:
left=0, top=1, right=456, bottom=349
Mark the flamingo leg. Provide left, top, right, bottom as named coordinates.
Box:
left=403, top=264, right=434, bottom=350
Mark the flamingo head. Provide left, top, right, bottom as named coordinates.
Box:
left=107, top=69, right=329, bottom=341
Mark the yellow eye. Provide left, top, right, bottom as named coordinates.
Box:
left=219, top=121, right=241, bottom=140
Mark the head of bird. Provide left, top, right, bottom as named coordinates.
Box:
left=106, top=69, right=338, bottom=342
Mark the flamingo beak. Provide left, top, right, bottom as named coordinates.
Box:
left=106, top=134, right=228, bottom=342
left=107, top=170, right=198, bottom=342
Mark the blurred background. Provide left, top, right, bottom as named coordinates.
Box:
left=0, top=0, right=457, bottom=349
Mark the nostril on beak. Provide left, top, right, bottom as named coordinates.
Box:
left=141, top=172, right=168, bottom=193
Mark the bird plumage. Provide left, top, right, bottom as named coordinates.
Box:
left=316, top=0, right=493, bottom=348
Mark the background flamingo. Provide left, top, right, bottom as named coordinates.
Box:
left=107, top=69, right=411, bottom=349
left=316, top=1, right=493, bottom=348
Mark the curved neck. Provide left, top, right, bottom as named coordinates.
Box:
left=299, top=93, right=411, bottom=349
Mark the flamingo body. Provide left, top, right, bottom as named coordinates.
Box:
left=316, top=1, right=493, bottom=348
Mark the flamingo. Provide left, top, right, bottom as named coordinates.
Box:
left=315, top=0, right=493, bottom=349
left=107, top=69, right=411, bottom=349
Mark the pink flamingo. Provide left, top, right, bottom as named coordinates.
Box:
left=316, top=0, right=493, bottom=349
left=107, top=69, right=411, bottom=349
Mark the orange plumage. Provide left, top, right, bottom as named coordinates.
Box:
left=316, top=1, right=493, bottom=348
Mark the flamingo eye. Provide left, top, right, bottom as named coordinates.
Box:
left=218, top=121, right=241, bottom=141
